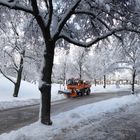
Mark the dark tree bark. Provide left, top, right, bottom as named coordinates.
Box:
left=39, top=41, right=55, bottom=125
left=94, top=79, right=97, bottom=86
left=29, top=0, right=56, bottom=125
left=131, top=70, right=136, bottom=94
left=103, top=75, right=106, bottom=88
left=13, top=50, right=25, bottom=97
left=79, top=66, right=82, bottom=80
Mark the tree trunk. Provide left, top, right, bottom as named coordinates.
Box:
left=103, top=75, right=106, bottom=88
left=13, top=83, right=21, bottom=97
left=79, top=66, right=82, bottom=80
left=63, top=77, right=66, bottom=90
left=94, top=79, right=97, bottom=86
left=13, top=51, right=25, bottom=97
left=39, top=41, right=55, bottom=125
left=131, top=70, right=136, bottom=94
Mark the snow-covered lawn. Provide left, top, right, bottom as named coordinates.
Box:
left=0, top=74, right=65, bottom=110
left=0, top=74, right=132, bottom=111
left=92, top=84, right=131, bottom=93
left=0, top=94, right=140, bottom=140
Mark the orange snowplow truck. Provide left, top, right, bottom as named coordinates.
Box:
left=58, top=78, right=91, bottom=98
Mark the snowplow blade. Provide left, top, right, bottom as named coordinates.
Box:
left=58, top=90, right=71, bottom=94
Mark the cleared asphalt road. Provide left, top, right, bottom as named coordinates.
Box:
left=0, top=90, right=131, bottom=134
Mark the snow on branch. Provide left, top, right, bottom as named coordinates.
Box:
left=0, top=0, right=33, bottom=14
left=74, top=10, right=122, bottom=41
left=59, top=27, right=140, bottom=47
left=114, top=67, right=133, bottom=71
left=53, top=0, right=81, bottom=38
left=111, top=61, right=132, bottom=65
left=109, top=61, right=134, bottom=72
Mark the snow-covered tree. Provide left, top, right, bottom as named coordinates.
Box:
left=86, top=41, right=118, bottom=87
left=112, top=33, right=140, bottom=94
left=0, top=14, right=27, bottom=97
left=70, top=47, right=89, bottom=80
left=53, top=47, right=69, bottom=85
left=0, top=11, right=40, bottom=96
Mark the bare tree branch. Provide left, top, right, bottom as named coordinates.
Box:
left=46, top=0, right=53, bottom=30
left=8, top=66, right=18, bottom=72
left=0, top=68, right=15, bottom=84
left=4, top=50, right=18, bottom=69
left=30, top=0, right=47, bottom=37
left=0, top=0, right=33, bottom=14
left=10, top=21, right=19, bottom=36
left=44, top=0, right=49, bottom=9
left=114, top=66, right=133, bottom=71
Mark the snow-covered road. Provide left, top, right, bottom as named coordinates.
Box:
left=0, top=90, right=131, bottom=134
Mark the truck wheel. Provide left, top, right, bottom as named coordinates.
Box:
left=81, top=92, right=84, bottom=96
left=78, top=92, right=83, bottom=96
left=86, top=88, right=91, bottom=95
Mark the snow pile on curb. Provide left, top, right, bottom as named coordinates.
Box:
left=0, top=94, right=139, bottom=140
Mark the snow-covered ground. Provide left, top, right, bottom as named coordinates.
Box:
left=0, top=74, right=65, bottom=110
left=0, top=94, right=140, bottom=140
left=1, top=75, right=140, bottom=139
left=0, top=74, right=132, bottom=111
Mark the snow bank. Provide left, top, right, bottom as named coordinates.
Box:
left=0, top=94, right=139, bottom=140
left=0, top=75, right=65, bottom=110
left=92, top=84, right=131, bottom=93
